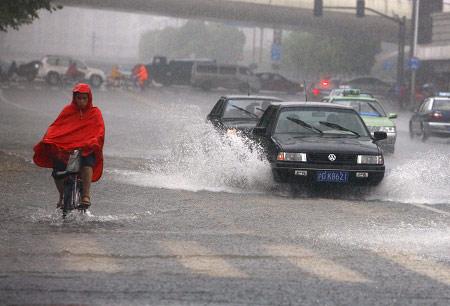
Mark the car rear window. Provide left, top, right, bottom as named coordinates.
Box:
left=333, top=99, right=386, bottom=117
left=433, top=99, right=450, bottom=110
left=223, top=99, right=274, bottom=119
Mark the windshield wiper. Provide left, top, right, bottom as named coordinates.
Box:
left=229, top=104, right=259, bottom=118
left=318, top=121, right=360, bottom=136
left=287, top=117, right=323, bottom=134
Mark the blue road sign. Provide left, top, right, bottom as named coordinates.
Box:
left=271, top=44, right=282, bottom=61
left=408, top=57, right=421, bottom=70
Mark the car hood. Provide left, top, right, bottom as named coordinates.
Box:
left=361, top=116, right=395, bottom=127
left=222, top=119, right=259, bottom=130
left=273, top=134, right=380, bottom=154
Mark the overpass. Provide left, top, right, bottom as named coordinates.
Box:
left=57, top=0, right=412, bottom=42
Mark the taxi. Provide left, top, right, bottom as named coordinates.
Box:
left=409, top=92, right=450, bottom=141
left=328, top=89, right=397, bottom=153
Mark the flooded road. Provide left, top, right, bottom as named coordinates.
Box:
left=1, top=83, right=449, bottom=305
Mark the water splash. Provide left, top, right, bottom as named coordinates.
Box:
left=368, top=150, right=450, bottom=205
left=30, top=209, right=153, bottom=226
left=112, top=103, right=273, bottom=193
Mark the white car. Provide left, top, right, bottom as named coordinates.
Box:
left=37, top=55, right=106, bottom=88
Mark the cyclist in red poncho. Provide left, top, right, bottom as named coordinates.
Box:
left=33, top=83, right=105, bottom=208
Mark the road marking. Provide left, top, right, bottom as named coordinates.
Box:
left=378, top=252, right=450, bottom=286
left=408, top=203, right=450, bottom=217
left=265, top=244, right=371, bottom=283
left=51, top=236, right=120, bottom=273
left=161, top=240, right=248, bottom=278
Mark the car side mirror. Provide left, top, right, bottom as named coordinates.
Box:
left=388, top=113, right=397, bottom=119
left=373, top=131, right=387, bottom=141
left=253, top=126, right=267, bottom=136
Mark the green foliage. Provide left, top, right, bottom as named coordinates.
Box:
left=282, top=31, right=381, bottom=77
left=139, top=21, right=246, bottom=63
left=0, top=0, right=61, bottom=32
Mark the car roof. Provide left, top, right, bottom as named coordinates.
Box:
left=270, top=101, right=354, bottom=110
left=222, top=95, right=283, bottom=101
left=331, top=95, right=377, bottom=102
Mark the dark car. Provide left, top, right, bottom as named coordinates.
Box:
left=409, top=93, right=450, bottom=141
left=255, top=72, right=303, bottom=94
left=207, top=95, right=283, bottom=135
left=252, top=102, right=387, bottom=185
left=17, top=60, right=42, bottom=81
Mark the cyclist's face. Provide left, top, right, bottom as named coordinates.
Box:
left=75, top=93, right=89, bottom=109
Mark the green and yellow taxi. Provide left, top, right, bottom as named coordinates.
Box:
left=328, top=89, right=397, bottom=153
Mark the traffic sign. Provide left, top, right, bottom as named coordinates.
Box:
left=271, top=44, right=282, bottom=61
left=408, top=57, right=421, bottom=70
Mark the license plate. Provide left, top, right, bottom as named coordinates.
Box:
left=316, top=171, right=349, bottom=183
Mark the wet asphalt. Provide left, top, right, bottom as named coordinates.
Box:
left=0, top=82, right=449, bottom=305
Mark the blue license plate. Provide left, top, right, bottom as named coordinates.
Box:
left=316, top=171, right=349, bottom=183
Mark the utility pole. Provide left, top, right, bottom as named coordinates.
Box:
left=409, top=0, right=420, bottom=110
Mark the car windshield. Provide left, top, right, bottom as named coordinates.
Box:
left=333, top=99, right=386, bottom=117
left=274, top=107, right=369, bottom=137
left=433, top=99, right=450, bottom=110
left=223, top=99, right=275, bottom=119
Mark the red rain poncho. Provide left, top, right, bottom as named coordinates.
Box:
left=33, top=83, right=105, bottom=182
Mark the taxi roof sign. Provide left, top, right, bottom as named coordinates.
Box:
left=437, top=92, right=450, bottom=97
left=342, top=89, right=360, bottom=96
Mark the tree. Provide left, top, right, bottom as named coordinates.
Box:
left=139, top=21, right=246, bottom=63
left=0, top=0, right=61, bottom=32
left=282, top=31, right=381, bottom=78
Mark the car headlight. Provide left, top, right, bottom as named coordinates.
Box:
left=377, top=126, right=396, bottom=133
left=277, top=152, right=307, bottom=162
left=357, top=155, right=384, bottom=164
left=226, top=128, right=237, bottom=136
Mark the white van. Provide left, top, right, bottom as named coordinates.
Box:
left=191, top=63, right=261, bottom=93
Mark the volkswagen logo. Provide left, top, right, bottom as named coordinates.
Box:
left=328, top=154, right=337, bottom=161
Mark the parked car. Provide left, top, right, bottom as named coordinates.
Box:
left=255, top=72, right=303, bottom=94
left=252, top=102, right=387, bottom=185
left=17, top=60, right=42, bottom=81
left=146, top=56, right=215, bottom=86
left=37, top=55, right=106, bottom=88
left=409, top=93, right=450, bottom=142
left=191, top=62, right=261, bottom=93
left=328, top=89, right=397, bottom=153
left=207, top=95, right=283, bottom=136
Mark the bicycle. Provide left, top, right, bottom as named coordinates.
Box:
left=53, top=150, right=87, bottom=218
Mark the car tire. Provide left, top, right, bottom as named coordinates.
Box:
left=46, top=72, right=60, bottom=86
left=409, top=122, right=415, bottom=139
left=200, top=81, right=212, bottom=91
left=90, top=75, right=103, bottom=88
left=26, top=73, right=36, bottom=82
left=421, top=125, right=429, bottom=142
left=272, top=169, right=289, bottom=183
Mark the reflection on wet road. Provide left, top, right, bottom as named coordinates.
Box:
left=0, top=84, right=449, bottom=305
